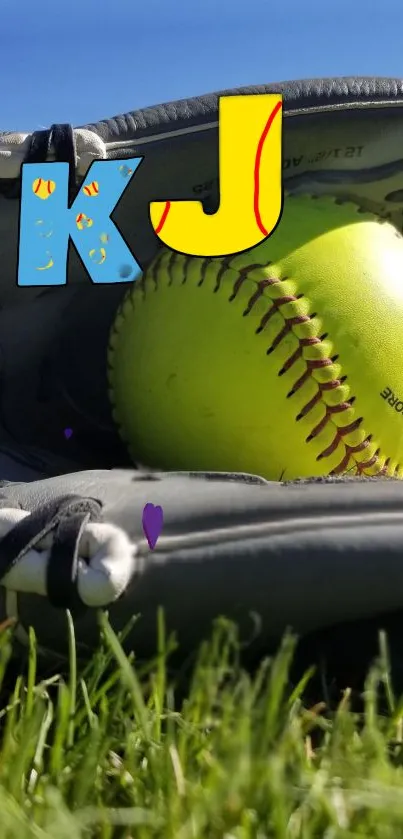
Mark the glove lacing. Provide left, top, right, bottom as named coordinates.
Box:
left=0, top=493, right=139, bottom=643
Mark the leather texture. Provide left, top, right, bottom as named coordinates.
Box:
left=0, top=471, right=403, bottom=659
left=84, top=77, right=403, bottom=142
left=0, top=284, right=129, bottom=469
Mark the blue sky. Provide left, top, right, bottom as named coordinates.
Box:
left=3, top=0, right=403, bottom=131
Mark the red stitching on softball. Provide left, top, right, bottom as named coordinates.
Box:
left=231, top=270, right=386, bottom=477
left=134, top=247, right=396, bottom=479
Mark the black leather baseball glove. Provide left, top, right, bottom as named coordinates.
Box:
left=0, top=77, right=402, bottom=675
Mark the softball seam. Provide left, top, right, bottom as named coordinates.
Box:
left=109, top=194, right=401, bottom=478
left=141, top=247, right=395, bottom=478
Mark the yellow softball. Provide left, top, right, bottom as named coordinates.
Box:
left=75, top=213, right=93, bottom=230
left=82, top=180, right=99, bottom=197
left=32, top=178, right=56, bottom=199
left=108, top=194, right=403, bottom=480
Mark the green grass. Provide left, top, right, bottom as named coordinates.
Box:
left=0, top=613, right=402, bottom=838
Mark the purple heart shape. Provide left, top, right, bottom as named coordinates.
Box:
left=64, top=428, right=73, bottom=440
left=142, top=503, right=164, bottom=550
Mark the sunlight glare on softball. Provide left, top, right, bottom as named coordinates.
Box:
left=108, top=194, right=403, bottom=481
